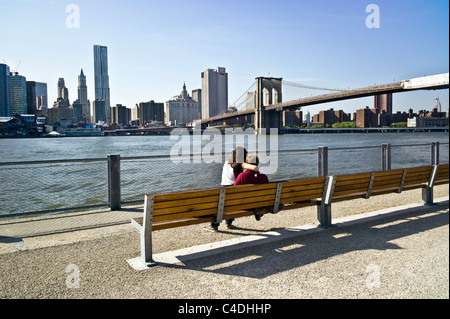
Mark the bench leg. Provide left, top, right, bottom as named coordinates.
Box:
left=140, top=229, right=156, bottom=267
left=141, top=195, right=157, bottom=267
left=317, top=204, right=333, bottom=228
left=422, top=187, right=434, bottom=206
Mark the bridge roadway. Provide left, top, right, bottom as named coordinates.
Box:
left=201, top=73, right=450, bottom=125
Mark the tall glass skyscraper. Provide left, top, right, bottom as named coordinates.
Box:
left=93, top=45, right=111, bottom=123
left=10, top=72, right=27, bottom=115
left=0, top=63, right=11, bottom=117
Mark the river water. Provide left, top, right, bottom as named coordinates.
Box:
left=0, top=132, right=448, bottom=216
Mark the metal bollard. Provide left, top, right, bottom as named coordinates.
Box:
left=381, top=143, right=391, bottom=171
left=317, top=146, right=328, bottom=177
left=108, top=154, right=121, bottom=210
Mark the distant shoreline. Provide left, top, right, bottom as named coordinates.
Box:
left=0, top=126, right=448, bottom=138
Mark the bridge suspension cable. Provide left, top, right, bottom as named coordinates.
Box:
left=281, top=79, right=346, bottom=92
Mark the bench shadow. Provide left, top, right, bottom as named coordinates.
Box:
left=0, top=236, right=23, bottom=244
left=168, top=207, right=449, bottom=279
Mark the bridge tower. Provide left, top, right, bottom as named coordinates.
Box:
left=255, top=77, right=283, bottom=134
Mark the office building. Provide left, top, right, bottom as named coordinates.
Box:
left=111, top=104, right=130, bottom=126
left=10, top=72, right=27, bottom=115
left=137, top=100, right=164, bottom=126
left=201, top=67, right=228, bottom=119
left=165, top=83, right=198, bottom=126
left=0, top=63, right=11, bottom=117
left=93, top=99, right=106, bottom=123
left=77, top=68, right=91, bottom=123
left=312, top=108, right=351, bottom=126
left=72, top=100, right=83, bottom=123
left=93, top=45, right=111, bottom=123
left=191, top=88, right=202, bottom=119
left=374, top=93, right=392, bottom=114
left=355, top=106, right=378, bottom=128
left=35, top=82, right=48, bottom=116
left=26, top=81, right=37, bottom=114
left=283, top=110, right=302, bottom=126
left=57, top=78, right=69, bottom=101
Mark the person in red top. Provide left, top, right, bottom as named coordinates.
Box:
left=234, top=154, right=269, bottom=221
left=234, top=154, right=268, bottom=185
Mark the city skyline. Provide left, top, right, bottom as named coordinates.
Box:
left=0, top=0, right=448, bottom=117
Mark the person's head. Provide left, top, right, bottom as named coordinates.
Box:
left=246, top=153, right=259, bottom=166
left=231, top=146, right=247, bottom=165
left=230, top=146, right=248, bottom=178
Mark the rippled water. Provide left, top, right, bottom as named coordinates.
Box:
left=0, top=132, right=448, bottom=216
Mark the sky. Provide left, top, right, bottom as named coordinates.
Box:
left=0, top=0, right=449, bottom=117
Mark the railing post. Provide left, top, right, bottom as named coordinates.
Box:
left=381, top=143, right=391, bottom=171
left=108, top=154, right=121, bottom=210
left=317, top=146, right=328, bottom=177
left=431, top=142, right=439, bottom=165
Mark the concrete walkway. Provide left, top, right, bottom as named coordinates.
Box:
left=0, top=185, right=448, bottom=299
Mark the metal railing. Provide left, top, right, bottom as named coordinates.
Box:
left=0, top=141, right=448, bottom=218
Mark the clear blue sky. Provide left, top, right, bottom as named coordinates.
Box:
left=1, top=0, right=448, bottom=116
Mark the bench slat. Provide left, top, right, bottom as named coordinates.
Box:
left=152, top=188, right=220, bottom=203
left=153, top=194, right=219, bottom=210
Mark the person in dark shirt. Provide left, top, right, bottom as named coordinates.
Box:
left=234, top=154, right=268, bottom=185
left=234, top=154, right=269, bottom=221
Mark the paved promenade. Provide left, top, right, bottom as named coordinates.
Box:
left=0, top=185, right=448, bottom=299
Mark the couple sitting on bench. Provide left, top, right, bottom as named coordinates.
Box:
left=204, top=146, right=272, bottom=232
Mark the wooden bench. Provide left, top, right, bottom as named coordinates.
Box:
left=131, top=163, right=448, bottom=267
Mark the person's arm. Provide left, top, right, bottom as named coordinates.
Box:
left=241, top=162, right=258, bottom=172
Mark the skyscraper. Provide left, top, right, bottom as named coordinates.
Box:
left=77, top=68, right=90, bottom=122
left=35, top=82, right=48, bottom=116
left=0, top=63, right=11, bottom=117
left=201, top=67, right=228, bottom=119
left=10, top=72, right=27, bottom=115
left=93, top=45, right=111, bottom=123
left=57, top=78, right=69, bottom=101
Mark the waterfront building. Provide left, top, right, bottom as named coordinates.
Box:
left=72, top=100, right=83, bottom=123
left=165, top=83, right=198, bottom=126
left=374, top=93, right=392, bottom=114
left=57, top=78, right=69, bottom=101
left=26, top=81, right=37, bottom=115
left=93, top=99, right=106, bottom=123
left=312, top=108, right=351, bottom=126
left=201, top=67, right=228, bottom=119
left=0, top=63, right=11, bottom=117
left=304, top=111, right=311, bottom=125
left=35, top=82, right=48, bottom=117
left=111, top=104, right=130, bottom=126
left=191, top=88, right=202, bottom=119
left=9, top=72, right=27, bottom=115
left=356, top=106, right=378, bottom=128
left=245, top=91, right=256, bottom=110
left=47, top=78, right=72, bottom=126
left=283, top=110, right=302, bottom=127
left=77, top=68, right=91, bottom=123
left=378, top=110, right=409, bottom=126
left=408, top=116, right=449, bottom=128
left=137, top=100, right=164, bottom=126
left=93, top=45, right=111, bottom=123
